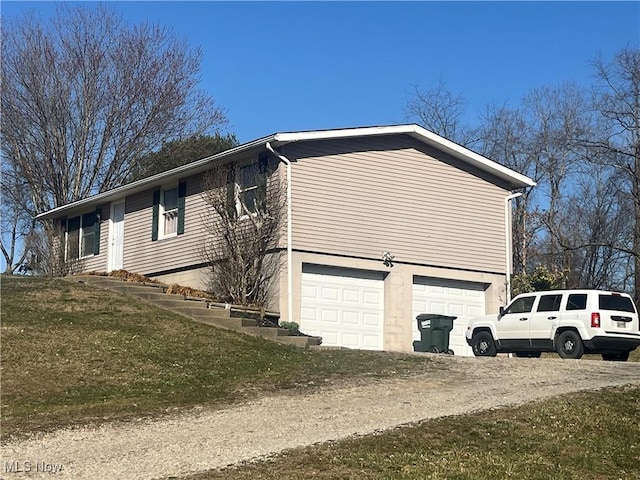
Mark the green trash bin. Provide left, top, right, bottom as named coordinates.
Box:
left=413, top=314, right=456, bottom=355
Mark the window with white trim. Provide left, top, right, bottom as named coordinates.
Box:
left=161, top=187, right=179, bottom=237
left=228, top=156, right=268, bottom=219
left=151, top=181, right=186, bottom=241
left=237, top=162, right=260, bottom=216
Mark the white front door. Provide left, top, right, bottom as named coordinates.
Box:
left=412, top=277, right=487, bottom=357
left=300, top=265, right=385, bottom=350
left=108, top=201, right=125, bottom=271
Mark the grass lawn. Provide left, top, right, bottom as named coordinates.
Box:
left=2, top=275, right=639, bottom=480
left=0, top=275, right=433, bottom=438
left=189, top=386, right=640, bottom=480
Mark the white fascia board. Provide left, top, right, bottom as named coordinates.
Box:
left=37, top=124, right=535, bottom=221
left=408, top=125, right=537, bottom=188
left=273, top=125, right=411, bottom=143
left=36, top=134, right=276, bottom=220
left=275, top=124, right=536, bottom=189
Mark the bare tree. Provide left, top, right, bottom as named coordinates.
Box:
left=1, top=160, right=35, bottom=273
left=474, top=103, right=541, bottom=275
left=404, top=77, right=474, bottom=146
left=200, top=157, right=286, bottom=310
left=522, top=83, right=593, bottom=276
left=545, top=166, right=632, bottom=291
left=1, top=4, right=227, bottom=270
left=588, top=48, right=640, bottom=302
left=27, top=220, right=85, bottom=277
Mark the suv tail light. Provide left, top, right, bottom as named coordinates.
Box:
left=591, top=312, right=601, bottom=328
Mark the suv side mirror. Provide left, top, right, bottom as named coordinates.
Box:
left=498, top=306, right=505, bottom=319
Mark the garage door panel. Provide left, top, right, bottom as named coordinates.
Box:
left=321, top=309, right=339, bottom=322
left=412, top=277, right=487, bottom=357
left=341, top=333, right=360, bottom=349
left=449, top=303, right=465, bottom=316
left=321, top=286, right=339, bottom=301
left=363, top=291, right=382, bottom=306
left=363, top=312, right=382, bottom=326
left=322, top=331, right=339, bottom=345
left=301, top=284, right=318, bottom=300
left=343, top=288, right=361, bottom=303
left=430, top=302, right=446, bottom=314
left=301, top=266, right=384, bottom=351
left=362, top=335, right=381, bottom=349
left=343, top=311, right=360, bottom=324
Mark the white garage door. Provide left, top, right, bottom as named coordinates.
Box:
left=412, top=277, right=487, bottom=357
left=300, top=265, right=385, bottom=350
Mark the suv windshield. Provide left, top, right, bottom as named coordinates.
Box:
left=599, top=295, right=636, bottom=313
left=504, top=296, right=535, bottom=314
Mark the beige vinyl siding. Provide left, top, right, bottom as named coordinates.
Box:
left=284, top=135, right=509, bottom=274
left=123, top=173, right=211, bottom=275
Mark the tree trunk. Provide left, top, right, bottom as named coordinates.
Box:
left=634, top=143, right=640, bottom=306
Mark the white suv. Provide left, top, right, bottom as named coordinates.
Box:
left=465, top=290, right=640, bottom=361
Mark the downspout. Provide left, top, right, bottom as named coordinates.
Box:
left=266, top=142, right=293, bottom=323
left=505, top=192, right=523, bottom=303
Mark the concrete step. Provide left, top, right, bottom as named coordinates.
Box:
left=150, top=298, right=210, bottom=311
left=63, top=274, right=320, bottom=348
left=108, top=285, right=167, bottom=296
left=242, top=326, right=292, bottom=338
left=189, top=314, right=258, bottom=331
left=277, top=336, right=322, bottom=348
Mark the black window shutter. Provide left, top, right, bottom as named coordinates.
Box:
left=94, top=207, right=102, bottom=255
left=152, top=189, right=160, bottom=241
left=67, top=216, right=81, bottom=260
left=226, top=164, right=237, bottom=220
left=177, top=181, right=186, bottom=235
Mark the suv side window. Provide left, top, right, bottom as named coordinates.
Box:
left=537, top=294, right=563, bottom=312
left=504, top=296, right=536, bottom=315
left=566, top=294, right=587, bottom=311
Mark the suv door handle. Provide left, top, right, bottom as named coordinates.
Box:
left=547, top=316, right=557, bottom=320
left=519, top=317, right=528, bottom=321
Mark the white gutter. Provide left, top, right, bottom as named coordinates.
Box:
left=266, top=142, right=293, bottom=324
left=505, top=192, right=523, bottom=302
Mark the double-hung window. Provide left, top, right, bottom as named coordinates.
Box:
left=66, top=209, right=101, bottom=260
left=152, top=181, right=186, bottom=241
left=228, top=155, right=268, bottom=219
left=238, top=163, right=260, bottom=216
left=161, top=187, right=179, bottom=237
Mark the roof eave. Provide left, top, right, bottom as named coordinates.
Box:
left=35, top=134, right=277, bottom=220
left=36, top=124, right=536, bottom=220
left=275, top=124, right=536, bottom=189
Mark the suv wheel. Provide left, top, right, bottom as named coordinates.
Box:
left=556, top=331, right=584, bottom=359
left=471, top=331, right=497, bottom=357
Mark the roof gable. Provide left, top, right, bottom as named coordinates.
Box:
left=36, top=124, right=535, bottom=220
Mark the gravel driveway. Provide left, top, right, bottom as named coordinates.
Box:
left=3, top=355, right=640, bottom=480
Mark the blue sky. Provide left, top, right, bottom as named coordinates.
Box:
left=2, top=1, right=639, bottom=143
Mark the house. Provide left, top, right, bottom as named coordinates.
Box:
left=36, top=124, right=536, bottom=356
